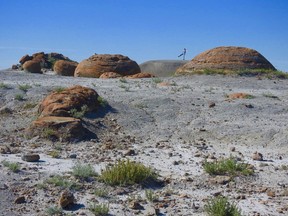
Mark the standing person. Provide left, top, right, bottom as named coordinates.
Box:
left=178, top=48, right=187, bottom=60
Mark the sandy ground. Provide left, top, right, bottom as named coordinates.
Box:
left=0, top=69, right=288, bottom=216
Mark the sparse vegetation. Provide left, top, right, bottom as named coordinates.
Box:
left=18, top=84, right=32, bottom=92
left=97, top=96, right=108, bottom=107
left=68, top=105, right=88, bottom=119
left=152, top=77, right=162, bottom=84
left=204, top=196, right=242, bottom=216
left=2, top=160, right=20, bottom=173
left=42, top=128, right=57, bottom=139
left=119, top=78, right=128, bottom=83
left=263, top=93, right=280, bottom=100
left=53, top=86, right=66, bottom=93
left=45, top=175, right=80, bottom=190
left=94, top=188, right=109, bottom=198
left=100, top=159, right=157, bottom=186
left=48, top=150, right=61, bottom=158
left=88, top=203, right=109, bottom=216
left=0, top=83, right=10, bottom=89
left=72, top=163, right=98, bottom=180
left=203, top=157, right=253, bottom=177
left=45, top=206, right=63, bottom=216
left=119, top=84, right=130, bottom=91
left=23, top=102, right=38, bottom=109
left=145, top=189, right=158, bottom=202
left=14, top=93, right=25, bottom=101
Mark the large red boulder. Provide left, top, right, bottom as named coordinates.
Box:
left=19, top=54, right=33, bottom=65
left=53, top=60, right=78, bottom=76
left=74, top=54, right=141, bottom=78
left=176, top=46, right=276, bottom=75
left=23, top=60, right=42, bottom=73
left=38, top=85, right=100, bottom=117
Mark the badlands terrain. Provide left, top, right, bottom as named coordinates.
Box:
left=0, top=69, right=288, bottom=215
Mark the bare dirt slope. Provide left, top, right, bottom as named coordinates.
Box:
left=0, top=70, right=287, bottom=215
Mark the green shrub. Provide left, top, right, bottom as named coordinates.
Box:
left=23, top=102, right=38, bottom=109
left=119, top=78, right=128, bottom=83
left=100, top=160, right=157, bottom=186
left=72, top=163, right=98, bottom=180
left=204, top=196, right=242, bottom=216
left=0, top=83, right=10, bottom=89
left=2, top=160, right=20, bottom=173
left=18, top=84, right=32, bottom=92
left=53, top=86, right=65, bottom=93
left=45, top=206, right=63, bottom=215
left=97, top=96, right=108, bottom=107
left=45, top=175, right=80, bottom=190
left=145, top=189, right=158, bottom=202
left=203, top=157, right=253, bottom=177
left=42, top=128, right=57, bottom=139
left=94, top=188, right=109, bottom=198
left=89, top=203, right=109, bottom=216
left=14, top=94, right=25, bottom=101
left=68, top=105, right=88, bottom=119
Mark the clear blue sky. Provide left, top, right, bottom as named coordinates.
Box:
left=0, top=0, right=288, bottom=71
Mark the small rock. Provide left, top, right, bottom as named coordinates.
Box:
left=124, top=149, right=136, bottom=156
left=267, top=190, right=276, bottom=197
left=245, top=104, right=254, bottom=108
left=14, top=196, right=25, bottom=204
left=252, top=152, right=263, bottom=161
left=230, top=147, right=236, bottom=152
left=208, top=102, right=216, bottom=108
left=69, top=153, right=77, bottom=159
left=128, top=201, right=143, bottom=210
left=173, top=161, right=179, bottom=165
left=0, top=146, right=12, bottom=154
left=58, top=190, right=75, bottom=209
left=21, top=154, right=40, bottom=162
left=210, top=176, right=231, bottom=185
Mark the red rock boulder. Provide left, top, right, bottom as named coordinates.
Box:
left=99, top=72, right=123, bottom=79
left=38, top=85, right=100, bottom=117
left=176, top=46, right=276, bottom=75
left=126, top=72, right=156, bottom=79
left=53, top=60, right=78, bottom=76
left=19, top=54, right=33, bottom=65
left=75, top=54, right=141, bottom=78
left=23, top=60, right=42, bottom=73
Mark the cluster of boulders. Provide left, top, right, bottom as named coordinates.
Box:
left=13, top=46, right=277, bottom=78
left=27, top=85, right=100, bottom=141
left=14, top=52, right=77, bottom=74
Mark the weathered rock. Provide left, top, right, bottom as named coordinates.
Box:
left=176, top=46, right=276, bottom=75
left=19, top=54, right=33, bottom=65
left=22, top=60, right=42, bottom=73
left=252, top=152, right=263, bottom=161
left=58, top=190, right=75, bottom=209
left=228, top=93, right=253, bottom=99
left=14, top=196, right=25, bottom=204
left=75, top=54, right=141, bottom=78
left=209, top=176, right=231, bottom=185
left=53, top=60, right=78, bottom=76
left=99, top=72, right=122, bottom=79
left=21, top=154, right=40, bottom=162
left=38, top=85, right=99, bottom=117
left=126, top=72, right=156, bottom=79
left=27, top=116, right=92, bottom=141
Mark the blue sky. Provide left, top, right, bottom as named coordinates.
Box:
left=0, top=0, right=288, bottom=71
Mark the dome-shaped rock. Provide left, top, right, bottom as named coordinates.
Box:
left=126, top=72, right=156, bottom=79
left=54, top=60, right=78, bottom=76
left=176, top=46, right=276, bottom=75
left=23, top=60, right=42, bottom=73
left=99, top=72, right=122, bottom=79
left=75, top=54, right=141, bottom=78
left=38, top=85, right=100, bottom=117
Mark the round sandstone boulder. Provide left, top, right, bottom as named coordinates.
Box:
left=176, top=46, right=276, bottom=75
left=53, top=60, right=78, bottom=76
left=38, top=85, right=100, bottom=117
left=126, top=72, right=156, bottom=79
left=23, top=60, right=42, bottom=73
left=75, top=54, right=141, bottom=78
left=99, top=72, right=122, bottom=79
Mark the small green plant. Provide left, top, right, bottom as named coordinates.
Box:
left=42, top=128, right=57, bottom=139
left=53, top=86, right=66, bottom=93
left=45, top=175, right=80, bottom=190
left=48, top=150, right=61, bottom=158
left=100, top=159, right=157, bottom=186
left=119, top=84, right=130, bottom=91
left=23, top=102, right=38, bottom=109
left=68, top=105, right=88, bottom=119
left=204, top=196, right=242, bottom=216
left=2, top=160, right=20, bottom=173
left=0, top=83, right=10, bottom=89
left=152, top=77, right=162, bottom=84
left=97, top=96, right=108, bottom=107
left=72, top=163, right=98, bottom=180
left=203, top=157, right=253, bottom=177
left=145, top=189, right=158, bottom=202
left=89, top=203, right=109, bottom=216
left=18, top=84, right=32, bottom=92
left=45, top=206, right=63, bottom=215
left=14, top=94, right=25, bottom=101
left=94, top=188, right=109, bottom=198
